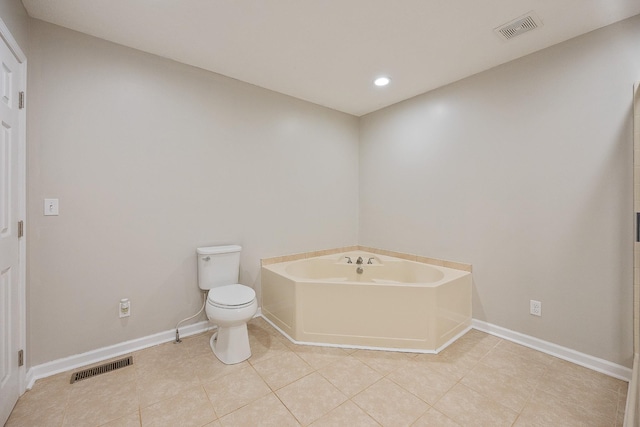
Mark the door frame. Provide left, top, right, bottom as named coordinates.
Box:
left=0, top=16, right=27, bottom=395
left=635, top=82, right=639, bottom=358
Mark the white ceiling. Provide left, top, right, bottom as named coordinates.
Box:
left=21, top=0, right=640, bottom=116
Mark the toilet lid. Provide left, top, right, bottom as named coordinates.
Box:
left=208, top=284, right=256, bottom=306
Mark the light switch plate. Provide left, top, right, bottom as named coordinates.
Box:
left=44, top=198, right=59, bottom=216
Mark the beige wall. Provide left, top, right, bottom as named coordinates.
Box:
left=25, top=12, right=640, bottom=368
left=27, top=19, right=359, bottom=365
left=0, top=0, right=28, bottom=54
left=359, top=15, right=640, bottom=367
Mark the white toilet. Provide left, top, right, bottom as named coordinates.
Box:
left=197, top=245, right=258, bottom=364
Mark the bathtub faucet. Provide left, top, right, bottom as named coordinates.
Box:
left=345, top=256, right=352, bottom=264
left=356, top=257, right=364, bottom=265
left=367, top=258, right=374, bottom=264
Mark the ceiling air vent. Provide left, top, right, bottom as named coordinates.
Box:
left=494, top=12, right=542, bottom=40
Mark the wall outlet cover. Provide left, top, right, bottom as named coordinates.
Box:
left=530, top=300, right=542, bottom=316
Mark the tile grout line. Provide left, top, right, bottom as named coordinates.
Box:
left=243, top=350, right=320, bottom=426
left=478, top=337, right=549, bottom=423
left=270, top=387, right=304, bottom=426
left=420, top=336, right=523, bottom=425
left=12, top=320, right=626, bottom=427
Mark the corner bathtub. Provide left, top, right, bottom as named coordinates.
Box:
left=261, top=252, right=472, bottom=353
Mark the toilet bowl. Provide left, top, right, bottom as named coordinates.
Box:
left=206, top=284, right=258, bottom=364
left=197, top=245, right=257, bottom=365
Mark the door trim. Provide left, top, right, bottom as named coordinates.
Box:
left=0, top=16, right=27, bottom=395
left=635, top=82, right=639, bottom=357
left=629, top=82, right=640, bottom=427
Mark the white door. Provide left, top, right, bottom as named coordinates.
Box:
left=0, top=30, right=23, bottom=425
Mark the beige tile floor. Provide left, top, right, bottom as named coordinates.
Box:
left=6, top=317, right=628, bottom=427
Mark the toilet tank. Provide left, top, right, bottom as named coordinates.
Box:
left=197, top=245, right=242, bottom=290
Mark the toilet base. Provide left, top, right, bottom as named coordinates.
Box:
left=210, top=324, right=252, bottom=364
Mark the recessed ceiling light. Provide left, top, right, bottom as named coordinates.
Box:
left=374, top=76, right=391, bottom=87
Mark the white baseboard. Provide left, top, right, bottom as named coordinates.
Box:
left=26, top=320, right=214, bottom=389
left=25, top=313, right=630, bottom=391
left=472, top=319, right=632, bottom=381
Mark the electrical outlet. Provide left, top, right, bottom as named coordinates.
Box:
left=530, top=300, right=541, bottom=316
left=119, top=298, right=130, bottom=318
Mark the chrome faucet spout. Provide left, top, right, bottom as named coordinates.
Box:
left=356, top=256, right=364, bottom=265
left=345, top=256, right=352, bottom=264
left=367, top=257, right=374, bottom=264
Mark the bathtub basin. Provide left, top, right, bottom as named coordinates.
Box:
left=261, top=251, right=472, bottom=353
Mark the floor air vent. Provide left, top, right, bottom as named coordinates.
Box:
left=494, top=12, right=542, bottom=40
left=70, top=356, right=133, bottom=384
